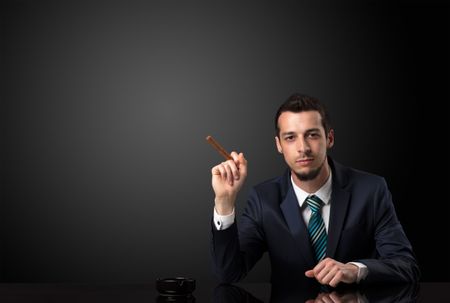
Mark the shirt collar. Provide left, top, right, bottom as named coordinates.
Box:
left=290, top=171, right=332, bottom=207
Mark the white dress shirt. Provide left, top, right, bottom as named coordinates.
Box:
left=291, top=173, right=332, bottom=232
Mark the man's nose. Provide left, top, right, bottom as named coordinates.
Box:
left=296, top=137, right=311, bottom=153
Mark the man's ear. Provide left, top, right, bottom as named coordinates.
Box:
left=327, top=129, right=335, bottom=149
left=275, top=136, right=283, bottom=154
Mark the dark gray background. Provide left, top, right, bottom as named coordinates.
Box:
left=1, top=0, right=449, bottom=282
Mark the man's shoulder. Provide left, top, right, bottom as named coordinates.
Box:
left=334, top=160, right=387, bottom=189
left=347, top=166, right=385, bottom=182
left=250, top=172, right=288, bottom=198
left=254, top=172, right=285, bottom=188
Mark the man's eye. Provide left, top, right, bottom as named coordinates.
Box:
left=308, top=133, right=319, bottom=138
left=285, top=136, right=294, bottom=141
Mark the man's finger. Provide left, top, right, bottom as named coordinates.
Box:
left=238, top=153, right=248, bottom=175
left=230, top=151, right=240, bottom=164
left=329, top=271, right=343, bottom=288
left=321, top=266, right=338, bottom=285
left=305, top=269, right=315, bottom=278
left=211, top=166, right=221, bottom=176
left=223, top=163, right=234, bottom=185
left=217, top=164, right=227, bottom=180
left=313, top=258, right=328, bottom=276
left=320, top=294, right=335, bottom=303
left=226, top=158, right=240, bottom=180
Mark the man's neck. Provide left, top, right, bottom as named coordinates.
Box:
left=291, top=160, right=331, bottom=193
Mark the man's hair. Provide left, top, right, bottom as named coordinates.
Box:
left=275, top=93, right=331, bottom=137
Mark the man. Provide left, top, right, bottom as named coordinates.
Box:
left=210, top=93, right=419, bottom=287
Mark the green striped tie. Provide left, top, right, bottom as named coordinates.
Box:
left=306, top=195, right=327, bottom=262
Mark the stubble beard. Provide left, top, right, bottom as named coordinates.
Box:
left=293, top=156, right=326, bottom=181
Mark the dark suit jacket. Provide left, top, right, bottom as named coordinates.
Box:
left=211, top=158, right=420, bottom=284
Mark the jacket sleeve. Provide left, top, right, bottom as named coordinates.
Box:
left=358, top=178, right=421, bottom=283
left=211, top=188, right=267, bottom=283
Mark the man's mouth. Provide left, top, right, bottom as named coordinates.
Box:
left=296, top=158, right=314, bottom=165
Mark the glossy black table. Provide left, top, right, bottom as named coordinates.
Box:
left=0, top=282, right=448, bottom=302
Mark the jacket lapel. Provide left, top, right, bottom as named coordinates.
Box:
left=326, top=185, right=350, bottom=259
left=326, top=158, right=350, bottom=259
left=280, top=174, right=316, bottom=268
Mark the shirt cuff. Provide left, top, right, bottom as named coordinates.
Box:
left=213, top=207, right=235, bottom=230
left=349, top=262, right=369, bottom=283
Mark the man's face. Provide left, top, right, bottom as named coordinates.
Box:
left=275, top=111, right=334, bottom=181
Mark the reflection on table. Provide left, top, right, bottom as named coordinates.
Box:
left=0, top=282, right=448, bottom=302
left=214, top=282, right=420, bottom=302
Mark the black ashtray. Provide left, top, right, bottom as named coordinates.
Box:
left=156, top=277, right=196, bottom=296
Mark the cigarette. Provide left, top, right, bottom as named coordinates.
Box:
left=206, top=135, right=233, bottom=161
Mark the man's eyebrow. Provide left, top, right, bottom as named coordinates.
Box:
left=305, top=128, right=321, bottom=133
left=280, top=131, right=296, bottom=136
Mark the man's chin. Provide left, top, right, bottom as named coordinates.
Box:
left=293, top=167, right=321, bottom=181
